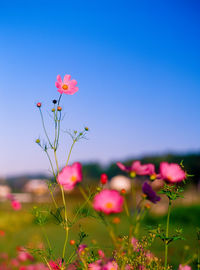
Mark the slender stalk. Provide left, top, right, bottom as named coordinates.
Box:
left=164, top=199, right=172, bottom=269
left=65, top=139, right=76, bottom=166
left=54, top=139, right=76, bottom=262
left=43, top=256, right=53, bottom=270
left=123, top=196, right=130, bottom=217
left=44, top=150, right=58, bottom=208
left=41, top=226, right=52, bottom=251
left=39, top=108, right=53, bottom=148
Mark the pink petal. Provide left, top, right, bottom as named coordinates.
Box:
left=63, top=74, right=71, bottom=84
left=56, top=75, right=62, bottom=83
left=55, top=82, right=61, bottom=88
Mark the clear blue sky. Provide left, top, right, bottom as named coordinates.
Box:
left=0, top=0, right=200, bottom=177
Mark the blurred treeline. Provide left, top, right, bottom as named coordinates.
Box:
left=83, top=152, right=200, bottom=184
left=4, top=152, right=200, bottom=190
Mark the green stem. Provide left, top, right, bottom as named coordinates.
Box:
left=164, top=199, right=172, bottom=269
left=41, top=226, right=52, bottom=251
left=45, top=150, right=58, bottom=208
left=39, top=108, right=53, bottom=148
left=65, top=139, right=76, bottom=166
left=43, top=256, right=53, bottom=270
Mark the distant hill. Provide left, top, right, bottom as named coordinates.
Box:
left=4, top=152, right=200, bottom=191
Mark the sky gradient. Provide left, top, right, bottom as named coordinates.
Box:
left=0, top=0, right=200, bottom=177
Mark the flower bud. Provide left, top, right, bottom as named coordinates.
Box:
left=84, top=127, right=89, bottom=131
left=121, top=189, right=126, bottom=195
left=100, top=173, right=108, bottom=185
left=35, top=139, right=40, bottom=144
left=52, top=108, right=55, bottom=112
left=70, top=240, right=75, bottom=245
left=37, top=102, right=41, bottom=108
left=57, top=106, right=62, bottom=111
left=52, top=99, right=57, bottom=104
left=112, top=217, right=120, bottom=224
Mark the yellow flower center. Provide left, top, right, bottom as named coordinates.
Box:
left=71, top=175, right=77, bottom=182
left=130, top=171, right=136, bottom=178
left=150, top=174, right=156, bottom=181
left=62, top=84, right=68, bottom=90
left=105, top=202, right=113, bottom=209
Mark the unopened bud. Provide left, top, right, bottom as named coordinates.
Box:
left=37, top=102, right=42, bottom=108
left=121, top=189, right=126, bottom=195
left=57, top=106, right=62, bottom=111
left=35, top=139, right=40, bottom=144
left=84, top=127, right=89, bottom=131
left=52, top=99, right=57, bottom=104
left=70, top=240, right=75, bottom=245
left=52, top=108, right=55, bottom=112
left=100, top=173, right=108, bottom=185
left=112, top=217, right=120, bottom=224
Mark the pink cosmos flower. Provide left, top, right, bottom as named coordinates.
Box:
left=159, top=162, right=186, bottom=183
left=49, top=260, right=62, bottom=270
left=103, top=261, right=118, bottom=270
left=18, top=249, right=34, bottom=262
left=117, top=161, right=155, bottom=177
left=55, top=75, right=78, bottom=95
left=98, top=250, right=105, bottom=259
left=88, top=260, right=102, bottom=270
left=11, top=200, right=21, bottom=211
left=178, top=265, right=191, bottom=270
left=77, top=244, right=87, bottom=255
left=131, top=237, right=140, bottom=252
left=93, top=189, right=124, bottom=215
left=57, top=162, right=82, bottom=191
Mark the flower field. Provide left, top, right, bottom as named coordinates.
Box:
left=0, top=74, right=200, bottom=270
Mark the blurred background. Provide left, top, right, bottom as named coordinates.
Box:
left=0, top=0, right=200, bottom=269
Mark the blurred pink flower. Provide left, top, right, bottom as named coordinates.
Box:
left=55, top=75, right=78, bottom=95
left=93, top=189, right=124, bottom=214
left=117, top=161, right=155, bottom=177
left=88, top=260, right=102, bottom=270
left=103, top=261, right=118, bottom=270
left=159, top=162, right=186, bottom=183
left=11, top=200, right=21, bottom=211
left=98, top=250, right=105, bottom=259
left=17, top=249, right=34, bottom=262
left=49, top=260, right=62, bottom=270
left=131, top=237, right=139, bottom=252
left=178, top=265, right=191, bottom=270
left=77, top=244, right=87, bottom=255
left=57, top=162, right=82, bottom=191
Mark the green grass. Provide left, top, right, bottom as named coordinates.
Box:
left=0, top=202, right=199, bottom=269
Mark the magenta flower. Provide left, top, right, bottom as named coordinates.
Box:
left=131, top=237, right=140, bottom=252
left=117, top=161, right=155, bottom=177
left=57, top=162, right=82, bottom=191
left=88, top=260, right=102, bottom=270
left=142, top=182, right=161, bottom=204
left=93, top=189, right=124, bottom=215
left=11, top=200, right=21, bottom=211
left=77, top=244, right=87, bottom=255
left=55, top=74, right=78, bottom=95
left=178, top=265, right=191, bottom=270
left=159, top=162, right=186, bottom=183
left=103, top=261, right=118, bottom=270
left=49, top=260, right=62, bottom=270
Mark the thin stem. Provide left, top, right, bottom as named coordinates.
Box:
left=43, top=256, right=53, bottom=270
left=41, top=226, right=52, bottom=251
left=123, top=196, right=130, bottom=217
left=39, top=108, right=53, bottom=148
left=164, top=199, right=172, bottom=269
left=57, top=139, right=76, bottom=262
left=65, top=139, right=76, bottom=166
